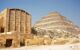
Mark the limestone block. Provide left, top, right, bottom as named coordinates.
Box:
left=43, top=38, right=51, bottom=45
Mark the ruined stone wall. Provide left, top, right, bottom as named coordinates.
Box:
left=3, top=9, right=31, bottom=34
left=0, top=8, right=32, bottom=48
left=0, top=31, right=20, bottom=48
left=25, top=35, right=80, bottom=46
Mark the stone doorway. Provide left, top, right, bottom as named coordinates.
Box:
left=0, top=27, right=4, bottom=33
left=20, top=42, right=25, bottom=46
left=5, top=39, right=12, bottom=47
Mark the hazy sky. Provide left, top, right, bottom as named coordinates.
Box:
left=0, top=0, right=80, bottom=26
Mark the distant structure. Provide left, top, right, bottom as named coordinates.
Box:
left=0, top=8, right=31, bottom=48
left=33, top=12, right=80, bottom=38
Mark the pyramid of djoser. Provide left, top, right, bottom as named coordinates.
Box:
left=33, top=12, right=80, bottom=38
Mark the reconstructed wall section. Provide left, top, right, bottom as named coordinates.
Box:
left=0, top=8, right=32, bottom=48
left=0, top=8, right=31, bottom=34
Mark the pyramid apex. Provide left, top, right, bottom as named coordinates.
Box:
left=48, top=11, right=61, bottom=16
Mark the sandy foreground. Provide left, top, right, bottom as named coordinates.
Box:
left=0, top=43, right=80, bottom=50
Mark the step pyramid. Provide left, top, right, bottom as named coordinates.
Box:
left=33, top=12, right=80, bottom=38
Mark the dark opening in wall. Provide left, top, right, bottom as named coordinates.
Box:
left=20, top=42, right=25, bottom=46
left=5, top=39, right=12, bottom=47
left=31, top=28, right=37, bottom=35
left=0, top=27, right=4, bottom=33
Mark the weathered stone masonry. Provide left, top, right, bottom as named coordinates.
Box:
left=0, top=8, right=31, bottom=48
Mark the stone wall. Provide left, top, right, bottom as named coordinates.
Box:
left=25, top=35, right=80, bottom=46
left=0, top=32, right=20, bottom=48
left=0, top=8, right=32, bottom=48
